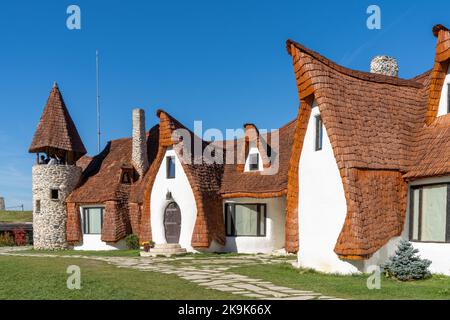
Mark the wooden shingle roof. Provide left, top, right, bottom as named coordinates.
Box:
left=29, top=83, right=86, bottom=159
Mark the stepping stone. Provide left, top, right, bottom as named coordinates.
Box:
left=243, top=293, right=266, bottom=298
left=211, top=286, right=244, bottom=292
left=199, top=279, right=239, bottom=286
left=265, top=296, right=317, bottom=300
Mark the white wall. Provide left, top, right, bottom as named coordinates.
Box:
left=297, top=101, right=357, bottom=274
left=150, top=148, right=198, bottom=251
left=74, top=235, right=126, bottom=251
left=221, top=197, right=286, bottom=254
left=74, top=205, right=126, bottom=251
left=437, top=64, right=450, bottom=116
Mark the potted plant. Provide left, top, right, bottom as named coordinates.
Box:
left=142, top=241, right=151, bottom=252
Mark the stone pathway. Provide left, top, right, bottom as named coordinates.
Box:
left=0, top=247, right=341, bottom=300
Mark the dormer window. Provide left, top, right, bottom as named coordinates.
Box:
left=120, top=167, right=135, bottom=184
left=249, top=153, right=259, bottom=171
left=315, top=115, right=323, bottom=151
left=121, top=171, right=131, bottom=184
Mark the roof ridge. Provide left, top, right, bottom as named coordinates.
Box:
left=286, top=40, right=423, bottom=88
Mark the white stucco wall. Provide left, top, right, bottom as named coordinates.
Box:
left=73, top=206, right=126, bottom=251
left=150, top=148, right=198, bottom=251
left=221, top=197, right=286, bottom=254
left=437, top=64, right=450, bottom=116
left=74, top=235, right=126, bottom=251
left=297, top=101, right=357, bottom=274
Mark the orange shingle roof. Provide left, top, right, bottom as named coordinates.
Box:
left=29, top=83, right=86, bottom=159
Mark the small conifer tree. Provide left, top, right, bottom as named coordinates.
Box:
left=382, top=239, right=431, bottom=281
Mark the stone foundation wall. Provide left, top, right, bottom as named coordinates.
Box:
left=32, top=165, right=82, bottom=250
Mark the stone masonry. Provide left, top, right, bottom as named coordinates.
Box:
left=132, top=108, right=149, bottom=176
left=370, top=55, right=399, bottom=77
left=32, top=165, right=82, bottom=249
left=0, top=197, right=5, bottom=211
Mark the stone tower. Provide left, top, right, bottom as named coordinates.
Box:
left=29, top=83, right=87, bottom=250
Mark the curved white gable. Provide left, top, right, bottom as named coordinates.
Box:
left=297, top=101, right=357, bottom=274
left=150, top=148, right=197, bottom=251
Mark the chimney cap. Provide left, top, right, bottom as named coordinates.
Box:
left=370, top=55, right=398, bottom=77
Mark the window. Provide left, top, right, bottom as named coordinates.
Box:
left=166, top=156, right=176, bottom=179
left=121, top=171, right=131, bottom=184
left=410, top=184, right=450, bottom=243
left=225, top=203, right=266, bottom=237
left=249, top=153, right=259, bottom=171
left=447, top=83, right=450, bottom=114
left=35, top=200, right=41, bottom=213
left=82, top=207, right=104, bottom=235
left=315, top=115, right=323, bottom=151
left=50, top=189, right=59, bottom=200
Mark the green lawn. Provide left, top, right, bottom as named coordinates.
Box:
left=0, top=211, right=33, bottom=222
left=233, top=263, right=450, bottom=300
left=21, top=249, right=140, bottom=257
left=0, top=256, right=242, bottom=300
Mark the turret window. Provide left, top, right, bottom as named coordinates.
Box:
left=35, top=200, right=41, bottom=213
left=50, top=189, right=59, bottom=200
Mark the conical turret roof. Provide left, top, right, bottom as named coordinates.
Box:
left=29, top=83, right=87, bottom=159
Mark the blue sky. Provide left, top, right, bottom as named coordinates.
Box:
left=0, top=0, right=447, bottom=209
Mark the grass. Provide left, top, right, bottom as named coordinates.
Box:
left=0, top=255, right=243, bottom=300
left=0, top=210, right=33, bottom=223
left=21, top=249, right=140, bottom=257
left=233, top=262, right=450, bottom=300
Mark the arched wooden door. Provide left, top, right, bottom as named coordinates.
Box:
left=164, top=202, right=181, bottom=244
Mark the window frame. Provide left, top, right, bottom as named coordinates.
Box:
left=224, top=203, right=267, bottom=237
left=409, top=183, right=450, bottom=243
left=50, top=189, right=59, bottom=201
left=82, top=207, right=104, bottom=235
left=248, top=153, right=259, bottom=171
left=166, top=156, right=176, bottom=179
left=314, top=115, right=323, bottom=151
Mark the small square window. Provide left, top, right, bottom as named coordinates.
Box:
left=35, top=200, right=41, bottom=213
left=249, top=153, right=259, bottom=171
left=50, top=189, right=59, bottom=200
left=166, top=156, right=176, bottom=179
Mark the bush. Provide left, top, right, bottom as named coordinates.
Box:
left=12, top=228, right=27, bottom=246
left=125, top=234, right=140, bottom=250
left=382, top=240, right=431, bottom=281
left=0, top=232, right=15, bottom=247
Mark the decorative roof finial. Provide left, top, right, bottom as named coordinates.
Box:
left=53, top=81, right=58, bottom=88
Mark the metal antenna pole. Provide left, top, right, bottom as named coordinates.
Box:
left=96, top=50, right=101, bottom=153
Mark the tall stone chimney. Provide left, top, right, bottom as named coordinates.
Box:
left=370, top=56, right=398, bottom=77
left=132, top=108, right=149, bottom=176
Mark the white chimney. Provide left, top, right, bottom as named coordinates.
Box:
left=132, top=109, right=149, bottom=176
left=370, top=56, right=398, bottom=77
